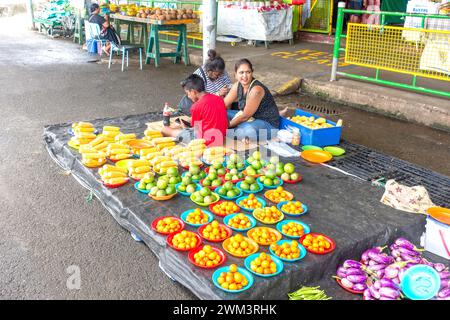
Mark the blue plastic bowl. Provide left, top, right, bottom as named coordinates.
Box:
left=212, top=266, right=254, bottom=293
left=223, top=213, right=257, bottom=232
left=134, top=181, right=150, bottom=194
left=276, top=220, right=311, bottom=239
left=269, top=240, right=307, bottom=262
left=215, top=186, right=243, bottom=200
left=180, top=209, right=214, bottom=227
left=257, top=176, right=284, bottom=189
left=277, top=201, right=309, bottom=217
left=244, top=253, right=284, bottom=278
left=236, top=196, right=266, bottom=212
left=237, top=181, right=264, bottom=194
left=400, top=265, right=441, bottom=300
left=175, top=182, right=201, bottom=196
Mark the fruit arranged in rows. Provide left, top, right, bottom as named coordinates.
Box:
left=211, top=201, right=240, bottom=216
left=80, top=146, right=106, bottom=168
left=171, top=230, right=199, bottom=250
left=248, top=227, right=280, bottom=245
left=149, top=175, right=177, bottom=198
left=301, top=234, right=331, bottom=253
left=71, top=122, right=97, bottom=146
left=106, top=143, right=132, bottom=161
left=253, top=206, right=283, bottom=224
left=176, top=176, right=198, bottom=194
left=186, top=208, right=210, bottom=225
left=201, top=220, right=230, bottom=241
left=238, top=194, right=263, bottom=211
left=101, top=126, right=121, bottom=142
left=193, top=245, right=223, bottom=268
left=289, top=115, right=334, bottom=129
left=225, top=154, right=245, bottom=171
left=281, top=221, right=305, bottom=237
left=183, top=165, right=207, bottom=181
left=217, top=181, right=240, bottom=198
left=239, top=176, right=261, bottom=192
left=224, top=168, right=244, bottom=182
left=249, top=253, right=277, bottom=275
left=224, top=234, right=257, bottom=257
left=270, top=241, right=302, bottom=260
left=155, top=217, right=183, bottom=234
left=191, top=187, right=217, bottom=205
left=265, top=187, right=293, bottom=203
left=216, top=264, right=249, bottom=291
left=226, top=213, right=253, bottom=230
left=201, top=171, right=223, bottom=188
left=127, top=159, right=151, bottom=180
left=137, top=172, right=156, bottom=191
left=98, top=164, right=128, bottom=185
left=208, top=161, right=227, bottom=176
left=281, top=201, right=305, bottom=215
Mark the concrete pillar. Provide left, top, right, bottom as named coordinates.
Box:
left=202, top=0, right=217, bottom=64
left=26, top=0, right=36, bottom=30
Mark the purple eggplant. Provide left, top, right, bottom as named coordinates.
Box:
left=340, top=277, right=354, bottom=289
left=361, top=246, right=386, bottom=263
left=368, top=260, right=378, bottom=266
left=440, top=279, right=449, bottom=289
left=369, top=286, right=381, bottom=299
left=434, top=263, right=447, bottom=273
left=394, top=237, right=424, bottom=252
left=373, top=281, right=381, bottom=290
left=368, top=251, right=394, bottom=264
left=400, top=253, right=422, bottom=264
left=439, top=271, right=450, bottom=280
left=379, top=287, right=400, bottom=299
left=367, top=264, right=387, bottom=272
left=363, top=288, right=373, bottom=299
left=379, top=278, right=398, bottom=289
left=437, top=287, right=450, bottom=298
left=396, top=246, right=421, bottom=257
left=346, top=268, right=365, bottom=276
left=390, top=249, right=401, bottom=258
left=384, top=265, right=399, bottom=279
left=343, top=260, right=362, bottom=269
left=376, top=270, right=385, bottom=279
left=395, top=257, right=403, bottom=262
left=392, top=277, right=400, bottom=285
left=437, top=296, right=450, bottom=300
left=353, top=283, right=367, bottom=291
left=379, top=296, right=397, bottom=300
left=337, top=267, right=347, bottom=278
left=347, top=274, right=367, bottom=284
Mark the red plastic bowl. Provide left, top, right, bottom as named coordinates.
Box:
left=198, top=223, right=232, bottom=242
left=209, top=200, right=241, bottom=217
left=335, top=278, right=364, bottom=295
left=102, top=178, right=129, bottom=188
left=166, top=231, right=202, bottom=252
left=200, top=177, right=224, bottom=191
left=151, top=216, right=185, bottom=235
left=299, top=233, right=336, bottom=255
left=283, top=176, right=303, bottom=184
left=188, top=246, right=227, bottom=269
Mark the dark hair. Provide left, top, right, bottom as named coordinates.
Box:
left=181, top=74, right=205, bottom=92
left=90, top=3, right=100, bottom=13
left=234, top=59, right=253, bottom=73
left=204, top=49, right=225, bottom=73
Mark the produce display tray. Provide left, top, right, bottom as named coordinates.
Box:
left=111, top=13, right=199, bottom=25
left=43, top=111, right=430, bottom=300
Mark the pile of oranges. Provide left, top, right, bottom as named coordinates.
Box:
left=226, top=213, right=252, bottom=230
left=253, top=206, right=283, bottom=224
left=193, top=245, right=222, bottom=267
left=224, top=234, right=257, bottom=257
left=171, top=230, right=199, bottom=250
left=266, top=187, right=292, bottom=203
left=238, top=194, right=263, bottom=211
left=280, top=201, right=304, bottom=215
left=270, top=241, right=302, bottom=260
left=216, top=264, right=249, bottom=291
left=211, top=201, right=240, bottom=216
left=186, top=208, right=210, bottom=225
left=249, top=253, right=277, bottom=275
left=301, top=234, right=331, bottom=253
left=155, top=217, right=182, bottom=234
left=201, top=220, right=229, bottom=241
left=281, top=221, right=305, bottom=237
left=248, top=227, right=280, bottom=245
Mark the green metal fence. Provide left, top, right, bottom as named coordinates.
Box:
left=331, top=2, right=450, bottom=98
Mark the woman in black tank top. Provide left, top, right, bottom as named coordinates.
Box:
left=224, top=59, right=280, bottom=141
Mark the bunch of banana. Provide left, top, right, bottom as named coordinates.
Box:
left=71, top=122, right=97, bottom=146
left=128, top=159, right=152, bottom=180
left=150, top=137, right=176, bottom=151
left=102, top=126, right=121, bottom=142
left=115, top=133, right=137, bottom=145
left=151, top=156, right=177, bottom=174
left=143, top=129, right=163, bottom=141
left=163, top=145, right=187, bottom=158
left=179, top=156, right=203, bottom=168
left=203, top=146, right=231, bottom=164
left=143, top=150, right=164, bottom=161
left=98, top=164, right=128, bottom=186
left=80, top=146, right=106, bottom=168
left=87, top=135, right=110, bottom=153
left=106, top=143, right=132, bottom=161
left=139, top=147, right=159, bottom=158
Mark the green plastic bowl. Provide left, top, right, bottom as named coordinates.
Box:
left=301, top=145, right=323, bottom=151
left=323, top=146, right=346, bottom=157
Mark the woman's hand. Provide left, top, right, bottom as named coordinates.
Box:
left=217, top=86, right=230, bottom=97
left=224, top=83, right=238, bottom=109
left=229, top=86, right=264, bottom=128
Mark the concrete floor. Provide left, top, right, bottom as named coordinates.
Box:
left=0, top=15, right=449, bottom=299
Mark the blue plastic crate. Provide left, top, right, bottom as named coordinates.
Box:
left=279, top=109, right=342, bottom=147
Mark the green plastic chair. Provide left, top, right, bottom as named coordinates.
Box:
left=108, top=43, right=143, bottom=71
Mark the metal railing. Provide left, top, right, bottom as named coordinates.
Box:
left=331, top=2, right=450, bottom=98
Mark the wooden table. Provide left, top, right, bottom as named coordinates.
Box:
left=110, top=14, right=199, bottom=67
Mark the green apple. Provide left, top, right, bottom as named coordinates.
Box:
left=232, top=175, right=239, bottom=181
left=178, top=184, right=187, bottom=192
left=189, top=165, right=200, bottom=175
left=200, top=187, right=211, bottom=197
left=227, top=162, right=235, bottom=170
left=186, top=184, right=196, bottom=193
left=270, top=156, right=280, bottom=164
left=245, top=176, right=255, bottom=184
left=224, top=173, right=232, bottom=181
left=191, top=174, right=200, bottom=180
left=266, top=163, right=276, bottom=171
left=290, top=172, right=299, bottom=181
left=265, top=170, right=276, bottom=180
left=252, top=151, right=261, bottom=160
left=281, top=172, right=290, bottom=181
left=165, top=185, right=176, bottom=195
left=284, top=163, right=295, bottom=174
left=157, top=179, right=168, bottom=190
left=166, top=167, right=178, bottom=177
left=169, top=176, right=179, bottom=185
left=199, top=171, right=207, bottom=179
left=156, top=189, right=167, bottom=197
left=212, top=179, right=222, bottom=187
left=247, top=156, right=254, bottom=163
left=209, top=167, right=217, bottom=174
left=263, top=178, right=273, bottom=186
left=229, top=154, right=238, bottom=162
left=276, top=167, right=285, bottom=177
left=213, top=161, right=223, bottom=169
left=150, top=186, right=159, bottom=195
left=217, top=168, right=226, bottom=176
left=227, top=190, right=237, bottom=198
left=194, top=194, right=204, bottom=203
left=236, top=162, right=244, bottom=170
left=230, top=168, right=238, bottom=175
left=251, top=160, right=262, bottom=170
left=202, top=179, right=211, bottom=186
left=223, top=181, right=234, bottom=191
left=208, top=172, right=217, bottom=180
left=273, top=178, right=280, bottom=185
left=240, top=182, right=250, bottom=190
left=250, top=183, right=260, bottom=191
left=182, top=176, right=192, bottom=185
left=146, top=182, right=155, bottom=190
left=203, top=196, right=213, bottom=204
left=138, top=182, right=146, bottom=189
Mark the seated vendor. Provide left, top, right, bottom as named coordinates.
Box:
left=223, top=59, right=280, bottom=142
left=177, top=49, right=231, bottom=115
left=88, top=3, right=121, bottom=55
left=162, top=74, right=228, bottom=147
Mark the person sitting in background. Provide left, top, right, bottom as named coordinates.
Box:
left=162, top=74, right=228, bottom=147
left=88, top=3, right=121, bottom=55
left=224, top=59, right=280, bottom=142
left=347, top=0, right=364, bottom=23
left=177, top=49, right=231, bottom=115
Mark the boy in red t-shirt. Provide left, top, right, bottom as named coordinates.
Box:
left=162, top=74, right=228, bottom=146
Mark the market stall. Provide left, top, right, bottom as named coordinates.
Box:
left=42, top=110, right=450, bottom=300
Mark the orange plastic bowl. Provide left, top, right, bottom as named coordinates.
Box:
left=427, top=206, right=450, bottom=225
left=301, top=150, right=333, bottom=164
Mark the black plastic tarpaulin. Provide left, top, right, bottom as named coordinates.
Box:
left=43, top=112, right=426, bottom=300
